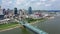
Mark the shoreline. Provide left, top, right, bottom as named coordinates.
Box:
left=30, top=20, right=45, bottom=25
left=30, top=16, right=55, bottom=25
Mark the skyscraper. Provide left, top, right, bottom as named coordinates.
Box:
left=6, top=9, right=10, bottom=15
left=0, top=6, right=4, bottom=19
left=3, top=9, right=6, bottom=15
left=7, top=8, right=10, bottom=12
left=0, top=6, right=3, bottom=15
left=0, top=6, right=1, bottom=9
left=14, top=8, right=18, bottom=15
left=28, top=7, right=32, bottom=14
left=3, top=8, right=9, bottom=15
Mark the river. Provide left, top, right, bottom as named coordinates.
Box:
left=32, top=16, right=60, bottom=34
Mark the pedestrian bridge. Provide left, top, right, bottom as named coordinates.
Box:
left=19, top=20, right=48, bottom=34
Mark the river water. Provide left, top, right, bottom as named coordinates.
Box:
left=0, top=13, right=60, bottom=34
left=32, top=16, right=60, bottom=34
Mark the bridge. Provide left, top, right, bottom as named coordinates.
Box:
left=19, top=20, right=48, bottom=34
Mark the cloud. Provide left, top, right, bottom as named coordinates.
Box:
left=36, top=2, right=42, bottom=6
left=1, top=0, right=13, bottom=8
left=8, top=1, right=12, bottom=4
left=25, top=3, right=29, bottom=6
left=14, top=0, right=26, bottom=7
left=2, top=0, right=12, bottom=5
left=30, top=0, right=35, bottom=1
left=40, top=0, right=47, bottom=2
left=24, top=0, right=32, bottom=7
left=2, top=0, right=25, bottom=7
left=45, top=4, right=52, bottom=7
left=16, top=0, right=24, bottom=5
left=1, top=0, right=59, bottom=10
left=50, top=0, right=56, bottom=2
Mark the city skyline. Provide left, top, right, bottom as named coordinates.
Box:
left=0, top=0, right=60, bottom=10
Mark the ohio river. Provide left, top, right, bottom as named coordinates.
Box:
left=0, top=16, right=60, bottom=34
left=32, top=16, right=60, bottom=34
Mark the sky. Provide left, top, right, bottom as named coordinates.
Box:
left=0, top=0, right=60, bottom=10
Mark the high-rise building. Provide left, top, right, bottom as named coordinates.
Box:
left=28, top=7, right=32, bottom=14
left=3, top=8, right=9, bottom=15
left=0, top=6, right=1, bottom=9
left=14, top=8, right=18, bottom=15
left=3, top=9, right=6, bottom=15
left=0, top=6, right=4, bottom=19
left=0, top=6, right=3, bottom=15
left=7, top=9, right=10, bottom=12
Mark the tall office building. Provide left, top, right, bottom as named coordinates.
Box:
left=0, top=6, right=4, bottom=19
left=28, top=7, right=32, bottom=14
left=3, top=9, right=9, bottom=15
left=3, top=9, right=6, bottom=15
left=7, top=9, right=10, bottom=12
left=0, top=6, right=3, bottom=15
left=14, top=8, right=18, bottom=15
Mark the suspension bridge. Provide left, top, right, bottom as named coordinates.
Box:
left=19, top=20, right=48, bottom=34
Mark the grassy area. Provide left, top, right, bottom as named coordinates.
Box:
left=0, top=22, right=19, bottom=30
left=25, top=18, right=46, bottom=23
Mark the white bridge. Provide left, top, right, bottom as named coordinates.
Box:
left=19, top=20, right=48, bottom=34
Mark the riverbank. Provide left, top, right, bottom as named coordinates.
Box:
left=30, top=19, right=46, bottom=25
left=25, top=18, right=46, bottom=23
left=30, top=16, right=55, bottom=25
